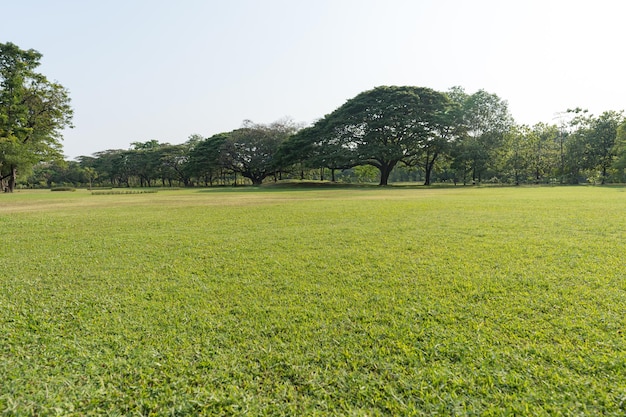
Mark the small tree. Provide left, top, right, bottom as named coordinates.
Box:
left=83, top=167, right=97, bottom=190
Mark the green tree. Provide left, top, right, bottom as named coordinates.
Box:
left=311, top=86, right=453, bottom=186
left=526, top=123, right=560, bottom=183
left=127, top=140, right=162, bottom=187
left=221, top=119, right=297, bottom=185
left=612, top=120, right=626, bottom=182
left=187, top=133, right=229, bottom=186
left=449, top=88, right=514, bottom=184
left=587, top=111, right=623, bottom=184
left=407, top=97, right=460, bottom=186
left=0, top=42, right=73, bottom=192
left=280, top=122, right=358, bottom=182
left=353, top=165, right=379, bottom=183
left=26, top=160, right=86, bottom=188
left=79, top=149, right=128, bottom=187
left=158, top=142, right=193, bottom=187
left=83, top=166, right=97, bottom=190
left=500, top=125, right=530, bottom=185
left=565, top=109, right=623, bottom=184
left=500, top=123, right=560, bottom=184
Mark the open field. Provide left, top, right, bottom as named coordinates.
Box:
left=1, top=185, right=626, bottom=416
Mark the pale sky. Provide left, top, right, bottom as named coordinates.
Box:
left=3, top=0, right=624, bottom=159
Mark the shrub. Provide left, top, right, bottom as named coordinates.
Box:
left=91, top=190, right=158, bottom=195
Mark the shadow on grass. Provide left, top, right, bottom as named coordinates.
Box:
left=194, top=180, right=468, bottom=193
left=194, top=181, right=626, bottom=193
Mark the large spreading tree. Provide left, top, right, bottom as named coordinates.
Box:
left=221, top=119, right=298, bottom=185
left=0, top=42, right=73, bottom=192
left=304, top=86, right=454, bottom=186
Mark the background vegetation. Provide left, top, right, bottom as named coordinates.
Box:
left=3, top=43, right=626, bottom=191
left=22, top=92, right=626, bottom=190
left=1, top=186, right=625, bottom=415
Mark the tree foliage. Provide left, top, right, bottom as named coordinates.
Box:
left=221, top=119, right=298, bottom=185
left=449, top=87, right=514, bottom=183
left=280, top=122, right=359, bottom=182
left=293, top=86, right=454, bottom=185
left=500, top=123, right=561, bottom=185
left=564, top=109, right=624, bottom=184
left=0, top=42, right=73, bottom=191
left=187, top=133, right=229, bottom=186
left=612, top=120, right=626, bottom=181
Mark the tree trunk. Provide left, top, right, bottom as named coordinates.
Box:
left=8, top=166, right=17, bottom=192
left=423, top=152, right=438, bottom=186
left=331, top=169, right=336, bottom=182
left=424, top=164, right=433, bottom=186
left=378, top=161, right=398, bottom=186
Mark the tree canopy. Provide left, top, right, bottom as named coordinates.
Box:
left=221, top=119, right=298, bottom=185
left=291, top=86, right=455, bottom=185
left=448, top=87, right=514, bottom=184
left=0, top=42, right=73, bottom=192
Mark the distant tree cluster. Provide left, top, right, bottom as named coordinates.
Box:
left=63, top=119, right=299, bottom=189
left=4, top=43, right=626, bottom=190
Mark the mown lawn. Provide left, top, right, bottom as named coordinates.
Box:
left=1, top=186, right=625, bottom=416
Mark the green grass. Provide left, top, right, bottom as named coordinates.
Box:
left=1, top=186, right=626, bottom=415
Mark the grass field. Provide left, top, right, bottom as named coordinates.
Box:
left=1, top=185, right=625, bottom=416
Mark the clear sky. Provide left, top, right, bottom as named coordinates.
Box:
left=3, top=0, right=625, bottom=159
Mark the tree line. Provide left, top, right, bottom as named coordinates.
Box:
left=3, top=43, right=626, bottom=191
left=33, top=87, right=626, bottom=189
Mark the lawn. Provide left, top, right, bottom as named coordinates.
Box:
left=1, top=185, right=625, bottom=416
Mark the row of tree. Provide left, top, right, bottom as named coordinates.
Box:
left=43, top=87, right=626, bottom=189
left=3, top=42, right=626, bottom=191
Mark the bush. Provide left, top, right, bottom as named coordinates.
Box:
left=51, top=187, right=76, bottom=192
left=91, top=190, right=158, bottom=195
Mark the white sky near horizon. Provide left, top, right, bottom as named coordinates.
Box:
left=2, top=0, right=625, bottom=159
